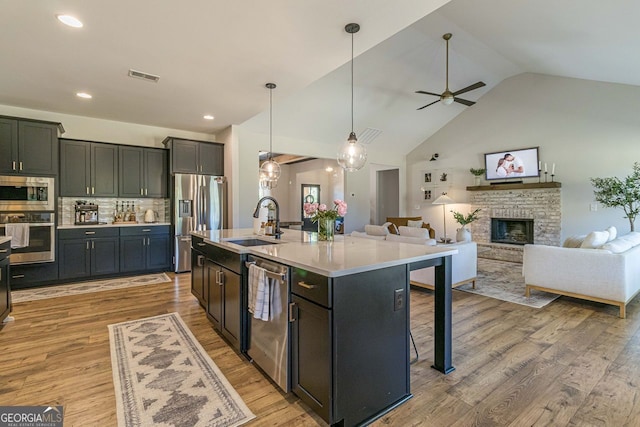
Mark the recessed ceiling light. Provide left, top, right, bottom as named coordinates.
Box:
left=203, top=115, right=214, bottom=120
left=57, top=14, right=83, bottom=28
left=76, top=92, right=92, bottom=99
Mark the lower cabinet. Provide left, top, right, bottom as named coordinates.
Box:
left=191, top=240, right=207, bottom=307
left=119, top=226, right=171, bottom=273
left=206, top=259, right=241, bottom=350
left=59, top=228, right=119, bottom=280
left=1, top=241, right=10, bottom=322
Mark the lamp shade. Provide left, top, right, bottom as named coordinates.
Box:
left=337, top=132, right=367, bottom=171
left=433, top=194, right=455, bottom=205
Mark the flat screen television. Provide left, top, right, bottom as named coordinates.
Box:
left=484, top=147, right=540, bottom=181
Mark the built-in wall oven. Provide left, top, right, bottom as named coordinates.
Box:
left=0, top=175, right=55, bottom=211
left=0, top=212, right=55, bottom=264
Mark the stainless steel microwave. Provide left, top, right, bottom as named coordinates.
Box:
left=0, top=175, right=55, bottom=211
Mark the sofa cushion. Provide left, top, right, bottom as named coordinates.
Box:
left=398, top=226, right=430, bottom=239
left=386, top=234, right=436, bottom=245
left=350, top=231, right=386, bottom=240
left=600, top=239, right=634, bottom=254
left=364, top=224, right=390, bottom=236
left=606, top=226, right=617, bottom=241
left=563, top=235, right=587, bottom=248
left=580, top=231, right=610, bottom=249
left=617, top=231, right=640, bottom=246
left=407, top=219, right=423, bottom=228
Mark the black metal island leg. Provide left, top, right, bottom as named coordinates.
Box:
left=432, top=254, right=455, bottom=374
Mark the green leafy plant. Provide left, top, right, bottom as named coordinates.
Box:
left=591, top=162, right=640, bottom=232
left=469, top=168, right=486, bottom=177
left=451, top=208, right=481, bottom=226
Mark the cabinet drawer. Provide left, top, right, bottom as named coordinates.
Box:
left=10, top=262, right=59, bottom=289
left=0, top=240, right=9, bottom=262
left=191, top=234, right=206, bottom=250
left=59, top=227, right=119, bottom=239
left=291, top=268, right=332, bottom=308
left=119, top=225, right=170, bottom=236
left=206, top=244, right=241, bottom=275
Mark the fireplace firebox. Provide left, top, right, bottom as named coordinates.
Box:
left=491, top=218, right=534, bottom=245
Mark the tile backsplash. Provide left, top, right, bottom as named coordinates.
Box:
left=59, top=197, right=170, bottom=225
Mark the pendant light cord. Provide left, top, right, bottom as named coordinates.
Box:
left=269, top=86, right=273, bottom=161
left=351, top=30, right=354, bottom=133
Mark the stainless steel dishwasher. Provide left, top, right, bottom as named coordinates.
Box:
left=245, top=254, right=290, bottom=392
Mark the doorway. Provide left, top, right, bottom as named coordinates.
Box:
left=376, top=169, right=399, bottom=225
left=301, top=184, right=320, bottom=231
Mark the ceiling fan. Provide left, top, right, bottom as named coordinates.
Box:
left=416, top=33, right=486, bottom=110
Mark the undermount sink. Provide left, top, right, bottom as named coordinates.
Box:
left=225, top=238, right=280, bottom=247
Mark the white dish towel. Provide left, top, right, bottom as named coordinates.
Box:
left=5, top=223, right=30, bottom=249
left=248, top=263, right=269, bottom=320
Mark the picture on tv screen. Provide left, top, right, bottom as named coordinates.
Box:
left=485, top=147, right=540, bottom=180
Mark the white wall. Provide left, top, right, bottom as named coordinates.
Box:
left=0, top=105, right=215, bottom=147
left=407, top=73, right=640, bottom=240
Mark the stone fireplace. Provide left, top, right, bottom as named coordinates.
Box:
left=467, top=183, right=561, bottom=262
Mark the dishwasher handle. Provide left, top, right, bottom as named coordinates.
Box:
left=288, top=302, right=297, bottom=322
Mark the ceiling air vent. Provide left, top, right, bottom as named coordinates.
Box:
left=358, top=127, right=382, bottom=145
left=128, top=69, right=160, bottom=83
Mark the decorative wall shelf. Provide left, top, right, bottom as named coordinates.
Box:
left=466, top=182, right=561, bottom=191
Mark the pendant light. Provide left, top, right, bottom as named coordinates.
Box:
left=337, top=23, right=367, bottom=172
left=259, top=83, right=281, bottom=189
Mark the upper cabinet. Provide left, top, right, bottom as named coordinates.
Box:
left=163, top=137, right=224, bottom=175
left=0, top=117, right=59, bottom=175
left=60, top=139, right=119, bottom=197
left=119, top=146, right=168, bottom=198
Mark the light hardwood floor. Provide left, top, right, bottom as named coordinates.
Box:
left=2, top=273, right=640, bottom=426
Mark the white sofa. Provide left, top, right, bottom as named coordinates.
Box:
left=523, top=230, right=640, bottom=318
left=351, top=227, right=477, bottom=290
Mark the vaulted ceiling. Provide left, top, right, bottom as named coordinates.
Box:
left=3, top=0, right=639, bottom=155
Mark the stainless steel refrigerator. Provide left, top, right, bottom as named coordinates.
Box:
left=173, top=174, right=226, bottom=272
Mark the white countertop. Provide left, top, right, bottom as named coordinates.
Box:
left=0, top=236, right=11, bottom=245
left=58, top=222, right=170, bottom=229
left=192, top=228, right=458, bottom=277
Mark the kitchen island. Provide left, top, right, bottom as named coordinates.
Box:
left=192, top=228, right=457, bottom=426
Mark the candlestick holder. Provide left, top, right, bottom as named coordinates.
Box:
left=551, top=174, right=555, bottom=182
left=538, top=169, right=542, bottom=183
left=544, top=171, right=548, bottom=183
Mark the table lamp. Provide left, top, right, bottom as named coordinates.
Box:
left=432, top=193, right=455, bottom=243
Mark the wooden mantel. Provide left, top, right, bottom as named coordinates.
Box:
left=466, top=182, right=561, bottom=191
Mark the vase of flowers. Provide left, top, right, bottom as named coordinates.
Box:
left=451, top=208, right=481, bottom=242
left=304, top=199, right=347, bottom=241
left=469, top=168, right=486, bottom=186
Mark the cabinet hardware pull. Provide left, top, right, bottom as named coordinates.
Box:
left=0, top=249, right=7, bottom=253
left=86, top=187, right=90, bottom=195
left=147, top=237, right=150, bottom=245
left=85, top=231, right=96, bottom=235
left=142, top=229, right=151, bottom=232
left=92, top=241, right=95, bottom=249
left=86, top=241, right=89, bottom=250
left=141, top=188, right=144, bottom=195
left=289, top=302, right=297, bottom=322
left=197, top=242, right=205, bottom=247
left=92, top=187, right=95, bottom=194
left=197, top=255, right=204, bottom=267
left=297, top=281, right=317, bottom=290
left=12, top=161, right=16, bottom=170
left=12, top=274, right=25, bottom=279
left=145, top=188, right=148, bottom=196
left=19, top=161, right=23, bottom=171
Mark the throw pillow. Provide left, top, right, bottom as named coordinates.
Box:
left=386, top=234, right=437, bottom=245
left=364, top=224, right=390, bottom=236
left=618, top=231, right=640, bottom=246
left=563, top=235, right=587, bottom=248
left=407, top=219, right=423, bottom=228
left=605, top=226, right=617, bottom=241
left=580, top=231, right=610, bottom=249
left=398, top=226, right=430, bottom=239
left=601, top=239, right=634, bottom=254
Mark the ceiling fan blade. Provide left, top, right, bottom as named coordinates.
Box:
left=453, top=97, right=475, bottom=106
left=415, top=90, right=442, bottom=97
left=452, top=81, right=486, bottom=96
left=417, top=100, right=441, bottom=110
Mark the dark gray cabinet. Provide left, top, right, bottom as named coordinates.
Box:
left=59, top=228, right=120, bottom=280
left=0, top=118, right=59, bottom=175
left=119, top=226, right=171, bottom=273
left=207, top=260, right=241, bottom=349
left=191, top=238, right=207, bottom=307
left=0, top=241, right=10, bottom=323
left=60, top=139, right=118, bottom=197
left=163, top=137, right=224, bottom=175
left=119, top=146, right=168, bottom=197
left=8, top=262, right=58, bottom=290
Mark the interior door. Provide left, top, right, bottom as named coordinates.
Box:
left=301, top=184, right=320, bottom=231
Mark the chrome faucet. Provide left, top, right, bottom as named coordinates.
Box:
left=253, top=196, right=282, bottom=239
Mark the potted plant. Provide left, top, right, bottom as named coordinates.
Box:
left=451, top=208, right=481, bottom=242
left=469, top=168, right=486, bottom=186
left=591, top=162, right=640, bottom=232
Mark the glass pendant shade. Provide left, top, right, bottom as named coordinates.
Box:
left=259, top=159, right=281, bottom=189
left=337, top=132, right=367, bottom=171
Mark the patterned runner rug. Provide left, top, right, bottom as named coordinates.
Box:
left=12, top=273, right=172, bottom=303
left=108, top=313, right=255, bottom=427
left=455, top=258, right=560, bottom=308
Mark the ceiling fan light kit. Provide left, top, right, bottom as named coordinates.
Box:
left=259, top=82, right=281, bottom=189
left=337, top=23, right=367, bottom=172
left=416, top=33, right=486, bottom=110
